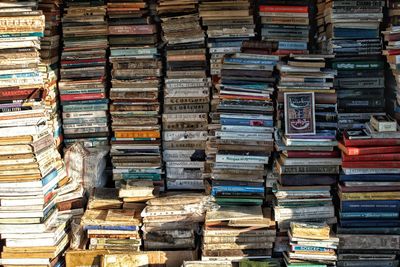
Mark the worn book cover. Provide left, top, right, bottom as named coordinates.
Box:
left=284, top=92, right=315, bottom=135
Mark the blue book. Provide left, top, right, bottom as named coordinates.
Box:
left=341, top=200, right=400, bottom=212
left=212, top=186, right=264, bottom=194
left=209, top=41, right=243, bottom=47
left=41, top=169, right=58, bottom=187
left=224, top=58, right=277, bottom=65
left=0, top=32, right=44, bottom=38
left=278, top=41, right=307, bottom=50
left=333, top=28, right=378, bottom=39
left=121, top=172, right=161, bottom=181
left=340, top=211, right=399, bottom=220
left=292, top=246, right=332, bottom=252
left=340, top=173, right=400, bottom=181
left=61, top=99, right=109, bottom=105
left=120, top=173, right=161, bottom=180
left=62, top=62, right=105, bottom=68
left=111, top=47, right=157, bottom=56
left=220, top=118, right=273, bottom=127
left=222, top=83, right=270, bottom=90
left=84, top=225, right=139, bottom=231
left=340, top=220, right=400, bottom=228
left=44, top=204, right=56, bottom=217
left=0, top=72, right=40, bottom=79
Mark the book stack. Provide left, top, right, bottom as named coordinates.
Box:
left=320, top=0, right=386, bottom=130
left=272, top=130, right=338, bottom=255
left=54, top=147, right=86, bottom=219
left=0, top=6, right=73, bottom=264
left=322, top=0, right=383, bottom=57
left=141, top=193, right=208, bottom=250
left=285, top=222, right=338, bottom=267
left=87, top=187, right=123, bottom=210
left=0, top=113, right=70, bottom=266
left=199, top=0, right=255, bottom=187
left=199, top=0, right=255, bottom=76
left=202, top=206, right=276, bottom=262
left=0, top=3, right=44, bottom=108
left=383, top=0, right=400, bottom=122
left=118, top=180, right=158, bottom=212
left=81, top=208, right=142, bottom=251
left=272, top=181, right=336, bottom=231
left=107, top=1, right=164, bottom=192
left=276, top=54, right=337, bottom=131
left=158, top=0, right=210, bottom=191
left=209, top=52, right=278, bottom=206
left=336, top=119, right=400, bottom=267
left=60, top=1, right=109, bottom=148
left=258, top=3, right=311, bottom=55
left=38, top=0, right=63, bottom=149
left=332, top=59, right=386, bottom=130
left=55, top=172, right=86, bottom=219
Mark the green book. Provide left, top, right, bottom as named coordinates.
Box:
left=239, top=259, right=281, bottom=267
left=215, top=198, right=263, bottom=205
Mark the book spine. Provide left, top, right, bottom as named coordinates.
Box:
left=259, top=5, right=308, bottom=13
left=342, top=153, right=400, bottom=162
left=341, top=161, right=400, bottom=168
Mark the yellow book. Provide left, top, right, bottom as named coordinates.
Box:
left=291, top=222, right=330, bottom=240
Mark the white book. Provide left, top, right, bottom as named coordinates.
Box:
left=1, top=214, right=70, bottom=239
left=6, top=231, right=66, bottom=248
left=0, top=258, right=51, bottom=265
left=0, top=195, right=48, bottom=207
left=0, top=199, right=54, bottom=219
left=0, top=211, right=57, bottom=234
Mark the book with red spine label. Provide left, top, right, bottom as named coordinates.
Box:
left=339, top=142, right=400, bottom=156
left=60, top=93, right=105, bottom=102
left=342, top=152, right=400, bottom=162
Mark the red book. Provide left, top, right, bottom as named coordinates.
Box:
left=339, top=141, right=400, bottom=156
left=342, top=152, right=400, bottom=162
left=343, top=136, right=400, bottom=147
left=388, top=33, right=400, bottom=42
left=342, top=161, right=400, bottom=169
left=57, top=197, right=84, bottom=211
left=0, top=88, right=41, bottom=100
left=386, top=49, right=400, bottom=56
left=259, top=5, right=308, bottom=13
left=285, top=151, right=340, bottom=158
left=44, top=191, right=56, bottom=204
left=60, top=93, right=105, bottom=101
